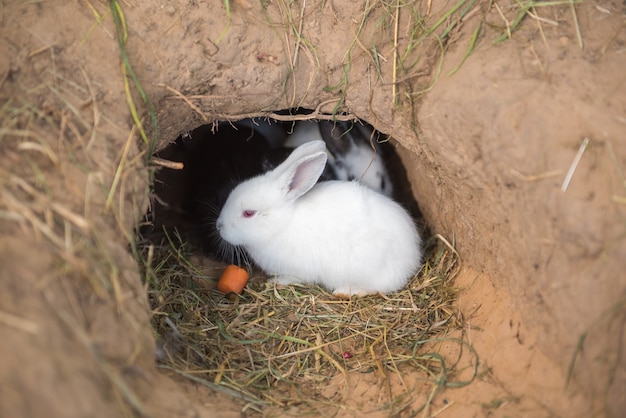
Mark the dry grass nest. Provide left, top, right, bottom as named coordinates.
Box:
left=138, top=230, right=475, bottom=413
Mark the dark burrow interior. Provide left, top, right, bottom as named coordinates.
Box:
left=143, top=110, right=426, bottom=273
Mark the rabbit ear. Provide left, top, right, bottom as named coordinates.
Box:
left=273, top=141, right=328, bottom=201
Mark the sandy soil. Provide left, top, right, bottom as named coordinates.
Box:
left=1, top=0, right=624, bottom=417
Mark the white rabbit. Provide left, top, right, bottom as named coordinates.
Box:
left=216, top=140, right=422, bottom=297
left=283, top=120, right=321, bottom=148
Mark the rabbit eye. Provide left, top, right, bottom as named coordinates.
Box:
left=242, top=210, right=257, bottom=218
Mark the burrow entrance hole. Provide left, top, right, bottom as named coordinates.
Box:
left=137, top=109, right=468, bottom=411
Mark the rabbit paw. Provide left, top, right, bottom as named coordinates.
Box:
left=332, top=288, right=376, bottom=299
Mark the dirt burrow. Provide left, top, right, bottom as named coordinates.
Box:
left=1, top=1, right=625, bottom=417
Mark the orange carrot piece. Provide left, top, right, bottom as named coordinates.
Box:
left=217, top=265, right=249, bottom=298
